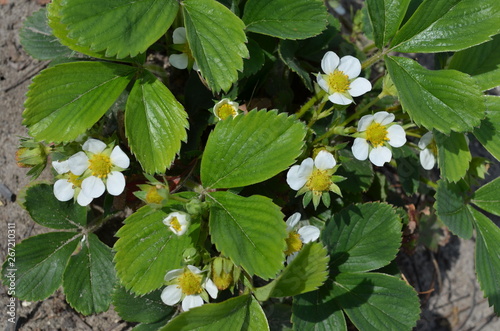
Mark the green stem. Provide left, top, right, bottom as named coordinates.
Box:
left=340, top=96, right=381, bottom=127
left=296, top=90, right=326, bottom=119
left=169, top=195, right=190, bottom=203
left=313, top=126, right=356, bottom=144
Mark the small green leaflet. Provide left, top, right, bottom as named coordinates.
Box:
left=474, top=96, right=500, bottom=161
left=435, top=179, right=473, bottom=239
left=125, top=71, right=188, bottom=174
left=434, top=131, right=471, bottom=183
left=23, top=61, right=136, bottom=143
left=472, top=177, right=500, bottom=216
left=182, top=0, right=248, bottom=92
left=366, top=0, right=411, bottom=49
left=386, top=56, right=485, bottom=134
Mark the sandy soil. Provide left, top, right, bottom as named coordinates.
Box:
left=1, top=1, right=499, bottom=330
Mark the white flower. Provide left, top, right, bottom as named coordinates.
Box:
left=161, top=265, right=218, bottom=311
left=285, top=213, right=320, bottom=264
left=52, top=159, right=93, bottom=206
left=213, top=99, right=240, bottom=120
left=170, top=27, right=199, bottom=71
left=352, top=111, right=406, bottom=167
left=163, top=212, right=190, bottom=236
left=317, top=51, right=372, bottom=105
left=68, top=138, right=130, bottom=201
left=418, top=132, right=437, bottom=170
left=286, top=150, right=336, bottom=193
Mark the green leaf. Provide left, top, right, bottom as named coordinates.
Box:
left=386, top=56, right=485, bottom=133
left=474, top=96, right=500, bottom=161
left=435, top=179, right=473, bottom=239
left=182, top=0, right=248, bottom=92
left=366, top=0, right=411, bottom=49
left=322, top=203, right=402, bottom=274
left=24, top=183, right=87, bottom=229
left=242, top=39, right=266, bottom=77
left=125, top=71, right=188, bottom=174
left=254, top=243, right=329, bottom=301
left=292, top=281, right=347, bottom=331
left=160, top=294, right=268, bottom=330
left=201, top=110, right=306, bottom=189
left=392, top=146, right=421, bottom=195
left=59, top=0, right=178, bottom=59
left=391, top=0, right=500, bottom=52
left=279, top=40, right=313, bottom=91
left=23, top=61, right=136, bottom=142
left=471, top=207, right=500, bottom=314
left=472, top=177, right=500, bottom=216
left=242, top=0, right=327, bottom=40
left=208, top=191, right=286, bottom=279
left=114, top=205, right=198, bottom=294
left=449, top=34, right=500, bottom=91
left=434, top=131, right=471, bottom=182
left=20, top=8, right=72, bottom=60
left=332, top=273, right=420, bottom=331
left=2, top=232, right=79, bottom=301
left=113, top=286, right=174, bottom=324
left=63, top=234, right=115, bottom=315
left=336, top=150, right=374, bottom=193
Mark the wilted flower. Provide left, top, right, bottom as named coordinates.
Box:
left=418, top=132, right=437, bottom=170
left=352, top=111, right=406, bottom=167
left=163, top=212, right=190, bottom=236
left=161, top=265, right=218, bottom=311
left=317, top=51, right=372, bottom=105
left=169, top=27, right=199, bottom=71
left=213, top=99, right=240, bottom=120
left=285, top=213, right=320, bottom=264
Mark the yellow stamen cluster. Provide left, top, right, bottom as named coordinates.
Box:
left=306, top=169, right=331, bottom=193
left=89, top=154, right=112, bottom=178
left=216, top=104, right=237, bottom=120
left=285, top=231, right=303, bottom=256
left=327, top=70, right=350, bottom=93
left=178, top=270, right=203, bottom=295
left=212, top=270, right=232, bottom=291
left=145, top=186, right=163, bottom=204
left=67, top=172, right=83, bottom=188
left=366, top=122, right=389, bottom=147
left=169, top=217, right=182, bottom=232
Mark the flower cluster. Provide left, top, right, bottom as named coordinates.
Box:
left=52, top=138, right=129, bottom=206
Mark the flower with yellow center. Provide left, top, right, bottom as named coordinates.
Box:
left=317, top=51, right=372, bottom=105
left=284, top=213, right=320, bottom=264
left=163, top=212, right=190, bottom=236
left=161, top=265, right=218, bottom=311
left=68, top=138, right=130, bottom=202
left=213, top=98, right=240, bottom=120
left=169, top=27, right=199, bottom=71
left=52, top=159, right=94, bottom=206
left=418, top=132, right=437, bottom=170
left=352, top=111, right=406, bottom=167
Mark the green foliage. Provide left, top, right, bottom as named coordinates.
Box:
left=391, top=0, right=500, bottom=52
left=125, top=71, right=189, bottom=174
left=242, top=0, right=327, bottom=40
left=386, top=56, right=485, bottom=134
left=159, top=294, right=268, bottom=331
left=279, top=40, right=314, bottom=91
left=20, top=8, right=72, bottom=60
left=201, top=110, right=306, bottom=189
left=366, top=0, right=411, bottom=49
left=434, top=131, right=471, bottom=182
left=472, top=177, right=500, bottom=216
left=474, top=96, right=500, bottom=161
left=23, top=62, right=136, bottom=142
left=336, top=150, right=374, bottom=193
left=435, top=180, right=473, bottom=239
left=183, top=0, right=248, bottom=92
left=208, top=191, right=286, bottom=279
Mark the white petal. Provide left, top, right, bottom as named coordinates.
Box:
left=387, top=125, right=406, bottom=148
left=328, top=92, right=352, bottom=105
left=192, top=61, right=200, bottom=72
left=373, top=111, right=394, bottom=126
left=81, top=176, right=105, bottom=198
left=352, top=138, right=369, bottom=161
left=204, top=279, right=218, bottom=299
left=172, top=27, right=187, bottom=44
left=418, top=132, right=434, bottom=149
left=182, top=295, right=204, bottom=311
left=161, top=285, right=182, bottom=306
left=170, top=54, right=188, bottom=70
left=106, top=171, right=125, bottom=196
left=54, top=179, right=74, bottom=202
left=110, top=146, right=130, bottom=169
left=52, top=160, right=70, bottom=174
left=82, top=138, right=107, bottom=154
left=420, top=149, right=436, bottom=170
left=286, top=158, right=314, bottom=191
left=298, top=225, right=320, bottom=243
left=316, top=74, right=329, bottom=93
left=349, top=77, right=372, bottom=97
left=186, top=265, right=202, bottom=274
left=314, top=150, right=336, bottom=170
left=285, top=212, right=301, bottom=230
left=337, top=55, right=361, bottom=79
left=165, top=268, right=184, bottom=282
left=76, top=190, right=93, bottom=206
left=321, top=51, right=340, bottom=74
left=369, top=146, right=392, bottom=167
left=286, top=252, right=298, bottom=264
left=68, top=151, right=89, bottom=176
left=357, top=114, right=374, bottom=132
